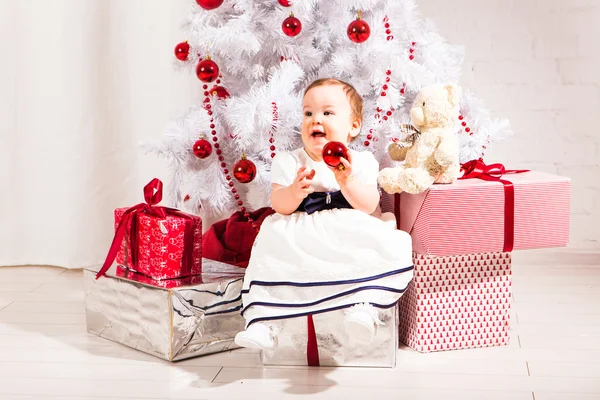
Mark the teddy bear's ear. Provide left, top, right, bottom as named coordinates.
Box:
left=444, top=84, right=461, bottom=107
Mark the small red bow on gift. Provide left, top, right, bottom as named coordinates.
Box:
left=460, top=159, right=527, bottom=181
left=459, top=159, right=529, bottom=252
left=96, top=178, right=195, bottom=279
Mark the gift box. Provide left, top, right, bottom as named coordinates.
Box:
left=84, top=258, right=246, bottom=361
left=261, top=305, right=399, bottom=368
left=395, top=170, right=570, bottom=257
left=114, top=207, right=202, bottom=280
left=398, top=251, right=512, bottom=353
left=98, top=178, right=202, bottom=281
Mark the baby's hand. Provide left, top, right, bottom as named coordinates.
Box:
left=291, top=166, right=316, bottom=199
left=329, top=152, right=353, bottom=184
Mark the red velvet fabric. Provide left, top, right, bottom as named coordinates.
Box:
left=201, top=207, right=275, bottom=268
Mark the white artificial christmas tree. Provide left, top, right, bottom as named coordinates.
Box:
left=148, top=0, right=511, bottom=227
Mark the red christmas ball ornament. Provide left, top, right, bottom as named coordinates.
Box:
left=233, top=154, right=257, bottom=184
left=210, top=85, right=230, bottom=99
left=322, top=141, right=349, bottom=168
left=196, top=56, right=219, bottom=83
left=174, top=41, right=190, bottom=61
left=278, top=0, right=292, bottom=6
left=282, top=13, right=302, bottom=37
left=195, top=0, right=224, bottom=10
left=192, top=138, right=212, bottom=159
left=347, top=11, right=371, bottom=43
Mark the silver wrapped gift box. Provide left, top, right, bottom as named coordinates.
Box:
left=261, top=304, right=399, bottom=368
left=84, top=259, right=246, bottom=361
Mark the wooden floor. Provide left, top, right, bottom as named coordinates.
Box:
left=0, top=248, right=599, bottom=400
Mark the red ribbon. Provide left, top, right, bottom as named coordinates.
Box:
left=96, top=178, right=196, bottom=279
left=306, top=314, right=320, bottom=366
left=459, top=159, right=529, bottom=252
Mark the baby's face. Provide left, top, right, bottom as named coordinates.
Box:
left=301, top=84, right=361, bottom=161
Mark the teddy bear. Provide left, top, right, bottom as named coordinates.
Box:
left=378, top=83, right=461, bottom=194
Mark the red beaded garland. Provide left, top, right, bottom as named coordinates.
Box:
left=458, top=114, right=474, bottom=136
left=384, top=15, right=394, bottom=41
left=408, top=42, right=417, bottom=61
left=197, top=89, right=258, bottom=231
left=267, top=102, right=279, bottom=159
left=366, top=60, right=397, bottom=147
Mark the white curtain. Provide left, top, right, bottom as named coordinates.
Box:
left=0, top=0, right=197, bottom=268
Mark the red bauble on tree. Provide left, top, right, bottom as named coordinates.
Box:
left=195, top=0, right=224, bottom=10
left=278, top=0, right=292, bottom=6
left=196, top=56, right=220, bottom=83
left=174, top=41, right=190, bottom=61
left=282, top=13, right=302, bottom=37
left=347, top=11, right=371, bottom=43
left=322, top=141, right=349, bottom=168
left=192, top=138, right=212, bottom=159
left=210, top=85, right=230, bottom=100
left=233, top=154, right=257, bottom=183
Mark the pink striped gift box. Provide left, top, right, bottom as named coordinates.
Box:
left=398, top=252, right=512, bottom=353
left=393, top=170, right=570, bottom=257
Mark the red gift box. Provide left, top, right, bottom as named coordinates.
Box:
left=398, top=251, right=512, bottom=353
left=394, top=167, right=570, bottom=257
left=97, top=178, right=202, bottom=281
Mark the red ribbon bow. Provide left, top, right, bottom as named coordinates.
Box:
left=459, top=159, right=529, bottom=252
left=96, top=178, right=196, bottom=279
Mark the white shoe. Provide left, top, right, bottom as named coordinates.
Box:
left=234, top=322, right=277, bottom=350
left=344, top=307, right=377, bottom=344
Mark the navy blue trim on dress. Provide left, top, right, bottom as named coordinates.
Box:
left=241, top=284, right=407, bottom=316
left=295, top=190, right=353, bottom=214
left=241, top=265, right=414, bottom=294
left=246, top=300, right=399, bottom=327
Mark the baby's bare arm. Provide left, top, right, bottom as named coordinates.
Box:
left=339, top=178, right=379, bottom=215
left=270, top=167, right=315, bottom=215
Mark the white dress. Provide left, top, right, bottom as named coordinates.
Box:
left=241, top=148, right=414, bottom=327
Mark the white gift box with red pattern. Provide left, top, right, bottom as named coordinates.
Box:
left=398, top=251, right=512, bottom=353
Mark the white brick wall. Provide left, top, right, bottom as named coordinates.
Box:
left=419, top=0, right=600, bottom=249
